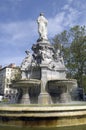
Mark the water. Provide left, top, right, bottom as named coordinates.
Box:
left=0, top=125, right=86, bottom=130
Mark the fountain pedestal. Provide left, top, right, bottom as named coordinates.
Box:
left=38, top=93, right=51, bottom=104
left=19, top=87, right=30, bottom=104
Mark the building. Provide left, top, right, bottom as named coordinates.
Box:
left=0, top=64, right=20, bottom=98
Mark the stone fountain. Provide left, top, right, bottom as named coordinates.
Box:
left=0, top=13, right=86, bottom=128
left=12, top=12, right=77, bottom=105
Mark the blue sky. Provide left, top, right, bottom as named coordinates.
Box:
left=0, top=0, right=86, bottom=67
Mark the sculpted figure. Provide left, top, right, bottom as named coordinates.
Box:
left=21, top=50, right=32, bottom=79
left=37, top=13, right=48, bottom=40
left=39, top=48, right=53, bottom=64
left=21, top=50, right=31, bottom=70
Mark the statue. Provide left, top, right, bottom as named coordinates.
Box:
left=21, top=50, right=32, bottom=79
left=37, top=13, right=48, bottom=40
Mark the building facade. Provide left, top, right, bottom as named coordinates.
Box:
left=0, top=64, right=20, bottom=98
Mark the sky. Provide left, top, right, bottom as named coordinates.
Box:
left=0, top=0, right=86, bottom=67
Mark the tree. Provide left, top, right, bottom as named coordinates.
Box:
left=70, top=26, right=86, bottom=87
left=11, top=68, right=21, bottom=83
left=52, top=25, right=86, bottom=89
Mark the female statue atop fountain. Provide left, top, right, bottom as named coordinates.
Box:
left=37, top=13, right=48, bottom=41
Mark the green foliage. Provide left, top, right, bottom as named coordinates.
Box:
left=11, top=68, right=21, bottom=83
left=2, top=98, right=9, bottom=103
left=69, top=26, right=86, bottom=87
left=52, top=25, right=86, bottom=90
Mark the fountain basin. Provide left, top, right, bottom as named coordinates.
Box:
left=47, top=79, right=77, bottom=103
left=12, top=79, right=41, bottom=104
left=12, top=79, right=41, bottom=87
left=0, top=104, right=86, bottom=127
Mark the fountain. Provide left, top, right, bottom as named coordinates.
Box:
left=12, top=13, right=77, bottom=105
left=0, top=13, right=86, bottom=128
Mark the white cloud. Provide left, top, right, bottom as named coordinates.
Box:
left=48, top=0, right=86, bottom=38
left=0, top=0, right=85, bottom=47
left=0, top=19, right=38, bottom=67
left=48, top=8, right=80, bottom=37
left=0, top=19, right=38, bottom=66
left=63, top=4, right=70, bottom=10
left=48, top=12, right=65, bottom=37
left=0, top=20, right=37, bottom=47
left=67, top=0, right=74, bottom=4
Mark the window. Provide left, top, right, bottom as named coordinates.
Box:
left=6, top=90, right=8, bottom=94
left=6, top=84, right=9, bottom=88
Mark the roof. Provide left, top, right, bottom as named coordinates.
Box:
left=0, top=65, right=20, bottom=72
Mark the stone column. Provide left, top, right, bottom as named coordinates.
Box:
left=20, top=87, right=30, bottom=104
left=38, top=67, right=50, bottom=104
left=60, top=85, right=71, bottom=103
